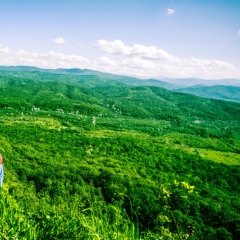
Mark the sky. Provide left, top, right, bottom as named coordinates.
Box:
left=0, top=0, right=240, bottom=80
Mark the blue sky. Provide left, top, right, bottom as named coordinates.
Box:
left=0, top=0, right=240, bottom=79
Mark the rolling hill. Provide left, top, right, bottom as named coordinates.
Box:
left=0, top=66, right=240, bottom=239
left=175, top=85, right=240, bottom=102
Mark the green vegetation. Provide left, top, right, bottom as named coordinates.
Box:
left=0, top=67, right=240, bottom=239
left=176, top=85, right=240, bottom=102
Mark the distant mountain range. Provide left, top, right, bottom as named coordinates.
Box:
left=175, top=85, right=240, bottom=103
left=163, top=78, right=240, bottom=88
left=0, top=65, right=240, bottom=102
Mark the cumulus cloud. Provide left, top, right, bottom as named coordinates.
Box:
left=53, top=37, right=65, bottom=44
left=97, top=39, right=179, bottom=62
left=0, top=45, right=10, bottom=53
left=99, top=56, right=117, bottom=66
left=0, top=48, right=90, bottom=69
left=167, top=8, right=175, bottom=15
left=96, top=40, right=240, bottom=79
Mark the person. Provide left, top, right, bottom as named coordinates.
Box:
left=0, top=154, right=3, bottom=188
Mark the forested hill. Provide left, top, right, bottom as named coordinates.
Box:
left=1, top=80, right=240, bottom=125
left=175, top=85, right=240, bottom=102
left=0, top=67, right=240, bottom=239
left=0, top=66, right=176, bottom=89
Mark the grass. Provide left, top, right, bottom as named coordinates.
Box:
left=0, top=115, right=62, bottom=129
left=0, top=190, right=38, bottom=240
left=170, top=144, right=240, bottom=165
left=0, top=189, right=146, bottom=240
left=198, top=149, right=240, bottom=165
left=160, top=132, right=240, bottom=165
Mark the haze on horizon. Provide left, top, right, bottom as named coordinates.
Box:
left=0, top=0, right=240, bottom=80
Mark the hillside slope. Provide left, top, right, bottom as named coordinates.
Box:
left=0, top=69, right=240, bottom=239
left=176, top=85, right=240, bottom=102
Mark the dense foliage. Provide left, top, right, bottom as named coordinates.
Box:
left=176, top=85, right=240, bottom=102
left=0, top=67, right=240, bottom=239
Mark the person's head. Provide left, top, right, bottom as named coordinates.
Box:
left=0, top=154, right=3, bottom=164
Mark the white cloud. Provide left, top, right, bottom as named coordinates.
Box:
left=97, top=39, right=179, bottom=62
left=238, top=30, right=240, bottom=36
left=0, top=49, right=90, bottom=69
left=0, top=45, right=10, bottom=53
left=97, top=40, right=130, bottom=55
left=167, top=8, right=175, bottom=15
left=96, top=40, right=240, bottom=79
left=53, top=37, right=65, bottom=44
left=99, top=56, right=116, bottom=66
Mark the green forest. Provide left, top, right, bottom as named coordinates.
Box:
left=0, top=67, right=240, bottom=239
